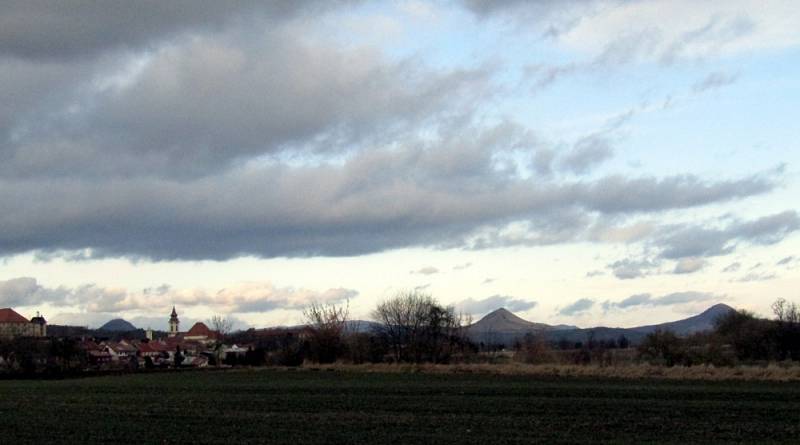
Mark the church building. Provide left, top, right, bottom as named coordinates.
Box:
left=166, top=307, right=220, bottom=343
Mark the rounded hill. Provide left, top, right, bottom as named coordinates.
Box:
left=99, top=318, right=137, bottom=332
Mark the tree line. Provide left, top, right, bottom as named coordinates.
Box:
left=638, top=298, right=800, bottom=367
left=4, top=293, right=800, bottom=375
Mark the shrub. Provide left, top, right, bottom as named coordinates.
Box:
left=638, top=330, right=686, bottom=366
left=513, top=334, right=555, bottom=364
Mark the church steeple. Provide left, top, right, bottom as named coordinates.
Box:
left=169, top=306, right=180, bottom=337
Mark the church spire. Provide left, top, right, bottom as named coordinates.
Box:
left=169, top=306, right=180, bottom=337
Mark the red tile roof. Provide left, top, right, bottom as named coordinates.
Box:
left=185, top=322, right=219, bottom=339
left=135, top=342, right=158, bottom=354
left=148, top=341, right=170, bottom=352
left=81, top=340, right=102, bottom=351
left=0, top=308, right=29, bottom=323
left=163, top=336, right=183, bottom=346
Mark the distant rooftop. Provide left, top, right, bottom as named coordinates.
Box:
left=0, top=308, right=30, bottom=324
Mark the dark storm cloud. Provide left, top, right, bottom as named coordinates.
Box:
left=0, top=0, right=352, bottom=60
left=0, top=1, right=492, bottom=183
left=0, top=1, right=789, bottom=262
left=457, top=295, right=537, bottom=315
left=0, top=152, right=781, bottom=260
left=1, top=31, right=492, bottom=179
left=0, top=55, right=103, bottom=143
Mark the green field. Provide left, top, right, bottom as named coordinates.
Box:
left=1, top=369, right=799, bottom=444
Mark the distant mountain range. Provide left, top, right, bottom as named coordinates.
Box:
left=70, top=304, right=735, bottom=346
left=467, top=304, right=735, bottom=346
left=98, top=318, right=137, bottom=332
left=629, top=303, right=734, bottom=335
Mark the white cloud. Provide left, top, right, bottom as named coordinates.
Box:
left=456, top=295, right=537, bottom=315
left=603, top=291, right=717, bottom=310
left=412, top=266, right=440, bottom=275
left=558, top=298, right=595, bottom=316
left=559, top=0, right=800, bottom=63
left=673, top=257, right=708, bottom=274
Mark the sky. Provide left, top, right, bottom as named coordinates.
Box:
left=0, top=0, right=798, bottom=331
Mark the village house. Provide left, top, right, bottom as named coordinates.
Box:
left=101, top=340, right=137, bottom=362
left=69, top=307, right=227, bottom=369
left=0, top=308, right=47, bottom=339
left=80, top=339, right=112, bottom=366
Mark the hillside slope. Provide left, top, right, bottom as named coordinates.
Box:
left=98, top=318, right=137, bottom=332
left=467, top=308, right=577, bottom=345
left=468, top=304, right=736, bottom=346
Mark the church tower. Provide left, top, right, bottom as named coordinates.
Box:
left=169, top=306, right=180, bottom=337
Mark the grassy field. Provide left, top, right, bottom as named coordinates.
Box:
left=1, top=369, right=799, bottom=444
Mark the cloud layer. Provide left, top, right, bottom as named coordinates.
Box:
left=0, top=1, right=792, bottom=265
left=0, top=277, right=355, bottom=315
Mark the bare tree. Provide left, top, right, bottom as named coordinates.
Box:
left=210, top=315, right=233, bottom=339
left=373, top=290, right=470, bottom=363
left=303, top=300, right=349, bottom=363
left=373, top=290, right=432, bottom=362
left=209, top=315, right=233, bottom=366
left=772, top=298, right=799, bottom=324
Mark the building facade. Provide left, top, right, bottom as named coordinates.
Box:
left=0, top=308, right=47, bottom=338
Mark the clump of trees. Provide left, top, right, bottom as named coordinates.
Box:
left=293, top=290, right=474, bottom=365
left=0, top=337, right=85, bottom=376
left=372, top=291, right=472, bottom=364
left=243, top=290, right=474, bottom=365
left=513, top=334, right=555, bottom=364
left=303, top=300, right=349, bottom=364
left=713, top=298, right=800, bottom=362
left=637, top=298, right=800, bottom=367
